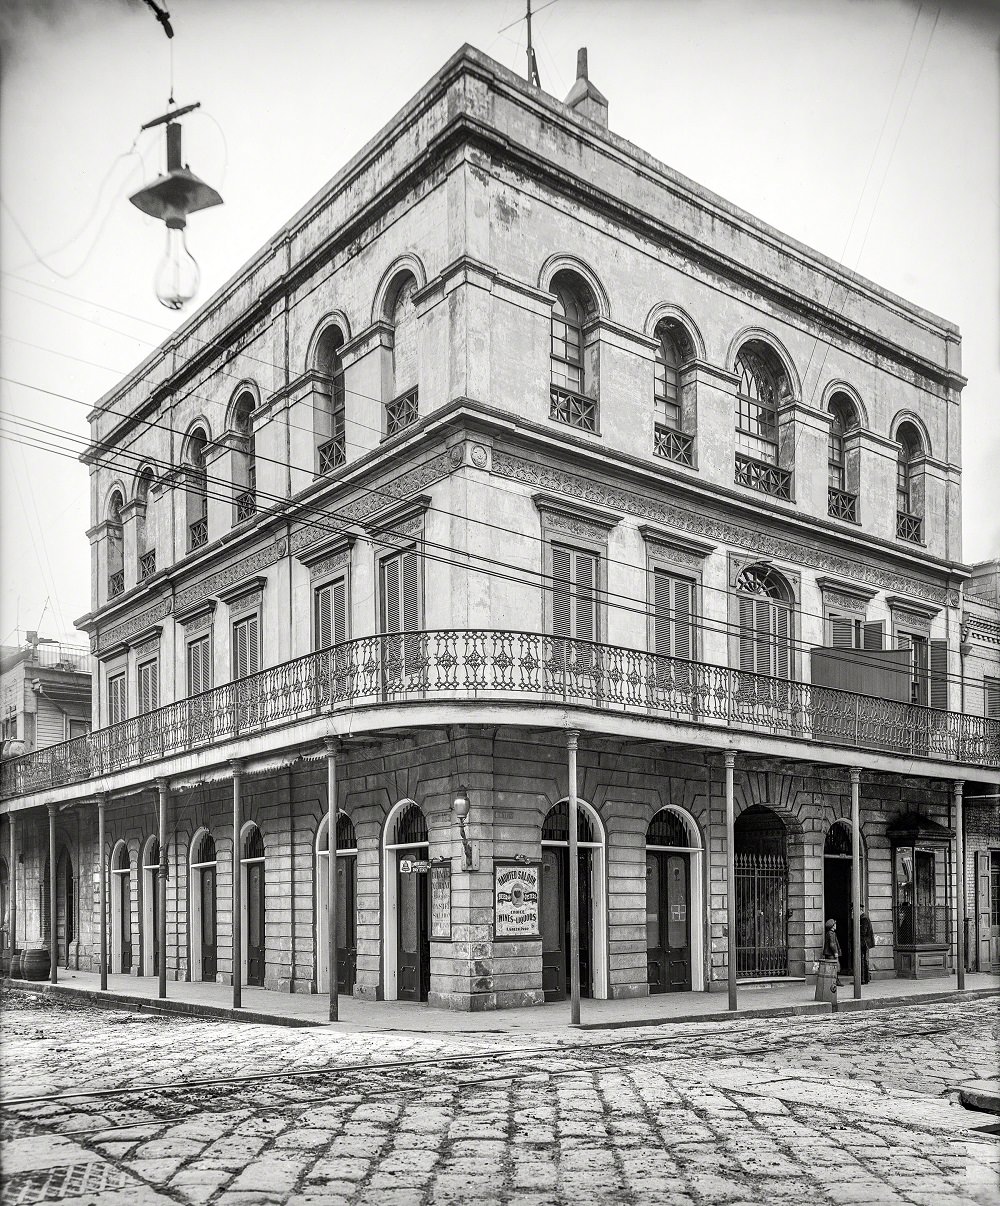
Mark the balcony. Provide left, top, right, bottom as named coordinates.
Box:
left=2, top=631, right=997, bottom=799
left=317, top=432, right=346, bottom=475
left=189, top=516, right=208, bottom=550
left=735, top=454, right=792, bottom=501
left=139, top=550, right=156, bottom=581
left=897, top=511, right=923, bottom=543
left=827, top=487, right=858, bottom=523
left=108, top=570, right=124, bottom=599
left=235, top=490, right=257, bottom=524
left=653, top=424, right=694, bottom=468
left=385, top=388, right=418, bottom=437
left=549, top=385, right=597, bottom=433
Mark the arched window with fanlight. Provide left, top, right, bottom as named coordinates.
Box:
left=734, top=564, right=794, bottom=680
left=895, top=421, right=924, bottom=543
left=652, top=320, right=695, bottom=467
left=107, top=490, right=125, bottom=599
left=136, top=468, right=157, bottom=580
left=231, top=393, right=256, bottom=525
left=549, top=272, right=598, bottom=433
left=185, top=427, right=209, bottom=551
left=385, top=276, right=419, bottom=436
left=314, top=325, right=346, bottom=474
left=826, top=393, right=860, bottom=522
left=733, top=342, right=792, bottom=500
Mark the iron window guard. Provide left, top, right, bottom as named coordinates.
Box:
left=653, top=424, right=695, bottom=467
left=828, top=487, right=859, bottom=523
left=386, top=388, right=419, bottom=437
left=318, top=432, right=346, bottom=475
left=138, top=550, right=156, bottom=581
left=235, top=490, right=257, bottom=524
left=897, top=511, right=923, bottom=543
left=108, top=570, right=124, bottom=599
left=189, top=516, right=208, bottom=550
left=549, top=385, right=597, bottom=433
left=735, top=453, right=792, bottom=501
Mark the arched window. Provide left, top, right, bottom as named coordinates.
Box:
left=107, top=490, right=124, bottom=598
left=136, top=469, right=156, bottom=580
left=895, top=422, right=924, bottom=543
left=315, top=326, right=346, bottom=474
left=186, top=427, right=209, bottom=551
left=826, top=394, right=859, bottom=521
left=734, top=342, right=792, bottom=499
left=735, top=564, right=794, bottom=680
left=653, top=320, right=695, bottom=466
left=232, top=394, right=256, bottom=525
left=386, top=278, right=419, bottom=436
left=549, top=272, right=598, bottom=433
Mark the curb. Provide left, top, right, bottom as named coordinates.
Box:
left=958, top=1080, right=1000, bottom=1115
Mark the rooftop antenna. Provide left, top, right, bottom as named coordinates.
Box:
left=526, top=0, right=542, bottom=88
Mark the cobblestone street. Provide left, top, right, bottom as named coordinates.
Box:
left=1, top=987, right=998, bottom=1205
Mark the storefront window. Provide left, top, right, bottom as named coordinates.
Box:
left=894, top=845, right=936, bottom=944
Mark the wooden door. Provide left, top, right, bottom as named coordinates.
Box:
left=337, top=854, right=357, bottom=995
left=647, top=852, right=692, bottom=993
left=246, top=862, right=265, bottom=987
left=541, top=847, right=592, bottom=1002
left=201, top=866, right=217, bottom=980
left=397, top=850, right=428, bottom=1001
left=119, top=871, right=132, bottom=973
left=150, top=869, right=160, bottom=977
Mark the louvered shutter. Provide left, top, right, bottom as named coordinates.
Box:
left=233, top=616, right=258, bottom=679
left=109, top=673, right=126, bottom=724
left=653, top=569, right=672, bottom=659
left=188, top=636, right=210, bottom=696
left=738, top=597, right=756, bottom=673
left=986, top=680, right=1000, bottom=719
left=552, top=545, right=572, bottom=639
left=862, top=621, right=884, bottom=651
left=316, top=585, right=333, bottom=650
left=380, top=556, right=401, bottom=634
left=139, top=660, right=158, bottom=715
left=246, top=615, right=260, bottom=676
left=332, top=578, right=347, bottom=646
left=829, top=616, right=854, bottom=648
left=574, top=550, right=597, bottom=643
left=754, top=599, right=772, bottom=677
left=654, top=571, right=693, bottom=661
left=773, top=605, right=791, bottom=680
left=976, top=851, right=991, bottom=970
left=928, top=639, right=948, bottom=710
left=401, top=551, right=421, bottom=632
left=671, top=579, right=692, bottom=661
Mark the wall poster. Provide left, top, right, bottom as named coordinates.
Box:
left=430, top=863, right=452, bottom=941
left=494, top=860, right=541, bottom=940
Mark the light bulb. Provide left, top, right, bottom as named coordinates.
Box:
left=154, top=223, right=200, bottom=311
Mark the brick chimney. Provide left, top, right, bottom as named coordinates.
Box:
left=564, top=48, right=609, bottom=129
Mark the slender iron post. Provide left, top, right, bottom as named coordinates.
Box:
left=9, top=813, right=16, bottom=965
left=567, top=729, right=581, bottom=1026
left=325, top=737, right=339, bottom=1021
left=156, top=778, right=168, bottom=1000
left=954, top=780, right=965, bottom=990
left=232, top=760, right=242, bottom=1009
left=849, top=769, right=862, bottom=1001
left=48, top=804, right=57, bottom=984
left=97, top=793, right=107, bottom=991
left=724, top=752, right=737, bottom=1011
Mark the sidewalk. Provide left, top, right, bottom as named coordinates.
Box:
left=7, top=968, right=998, bottom=1033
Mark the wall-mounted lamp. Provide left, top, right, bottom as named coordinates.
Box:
left=453, top=784, right=473, bottom=868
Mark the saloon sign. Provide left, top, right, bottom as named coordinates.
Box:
left=494, top=861, right=540, bottom=939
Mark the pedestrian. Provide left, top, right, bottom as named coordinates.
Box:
left=860, top=911, right=875, bottom=984
left=822, top=918, right=841, bottom=981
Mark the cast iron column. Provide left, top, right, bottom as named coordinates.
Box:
left=724, top=752, right=737, bottom=1011
left=47, top=803, right=57, bottom=984
left=955, top=779, right=965, bottom=990
left=156, top=778, right=169, bottom=1000
left=232, top=761, right=242, bottom=1010
left=849, top=768, right=862, bottom=1001
left=326, top=737, right=340, bottom=1021
left=97, top=793, right=107, bottom=991
left=567, top=729, right=581, bottom=1026
left=8, top=813, right=16, bottom=965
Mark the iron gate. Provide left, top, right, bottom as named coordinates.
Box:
left=735, top=851, right=788, bottom=977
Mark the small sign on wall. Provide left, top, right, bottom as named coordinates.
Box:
left=430, top=863, right=452, bottom=940
left=494, top=860, right=541, bottom=940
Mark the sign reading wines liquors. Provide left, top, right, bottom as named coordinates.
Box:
left=430, top=864, right=452, bottom=940
left=494, top=861, right=541, bottom=940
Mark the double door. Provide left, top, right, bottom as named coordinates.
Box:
left=646, top=852, right=691, bottom=993
left=541, top=846, right=592, bottom=1002
left=200, top=865, right=217, bottom=981
left=246, top=862, right=265, bottom=987
left=337, top=855, right=357, bottom=995
left=397, top=848, right=429, bottom=1001
left=118, top=872, right=132, bottom=973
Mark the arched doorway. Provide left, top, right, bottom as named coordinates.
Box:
left=541, top=799, right=608, bottom=1002
left=734, top=806, right=788, bottom=977
left=241, top=823, right=265, bottom=987
left=824, top=821, right=866, bottom=975
left=646, top=807, right=704, bottom=993
left=110, top=841, right=132, bottom=974
left=190, top=831, right=217, bottom=982
left=381, top=801, right=430, bottom=1002
left=317, top=813, right=358, bottom=995
left=141, top=836, right=159, bottom=977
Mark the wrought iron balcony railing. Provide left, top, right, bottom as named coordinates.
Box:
left=108, top=570, right=124, bottom=599
left=235, top=490, right=257, bottom=524
left=139, top=550, right=156, bottom=581
left=549, top=385, right=597, bottom=433
left=189, top=516, right=208, bottom=550
left=735, top=454, right=792, bottom=501
left=653, top=424, right=695, bottom=467
left=385, top=388, right=418, bottom=437
left=897, top=511, right=923, bottom=543
left=2, top=631, right=997, bottom=799
left=317, top=432, right=346, bottom=475
left=828, top=487, right=859, bottom=523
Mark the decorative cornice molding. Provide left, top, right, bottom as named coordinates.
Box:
left=638, top=524, right=716, bottom=561
left=816, top=576, right=879, bottom=603
left=532, top=492, right=621, bottom=531
left=173, top=541, right=287, bottom=615
left=98, top=596, right=172, bottom=654
left=133, top=633, right=161, bottom=658
left=217, top=576, right=268, bottom=606
left=310, top=548, right=352, bottom=581
left=823, top=591, right=868, bottom=614
left=296, top=534, right=355, bottom=568
left=885, top=594, right=941, bottom=621
left=176, top=599, right=217, bottom=626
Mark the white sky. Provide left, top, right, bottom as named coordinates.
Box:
left=1, top=0, right=997, bottom=646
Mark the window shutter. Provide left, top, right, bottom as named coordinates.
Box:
left=653, top=569, right=672, bottom=659
left=188, top=637, right=210, bottom=696
left=247, top=615, right=259, bottom=676
left=109, top=673, right=126, bottom=724
left=574, top=550, right=597, bottom=643
left=738, top=597, right=756, bottom=673
left=986, top=679, right=1000, bottom=719
left=380, top=556, right=401, bottom=634
left=332, top=578, right=347, bottom=646
left=862, top=621, right=884, bottom=651
left=139, top=661, right=158, bottom=715
left=928, top=639, right=948, bottom=710
left=829, top=616, right=854, bottom=648
left=552, top=545, right=572, bottom=639
left=233, top=617, right=259, bottom=680
left=316, top=585, right=333, bottom=650
left=773, top=604, right=791, bottom=680
left=401, top=551, right=421, bottom=632
left=672, top=578, right=692, bottom=661
left=754, top=599, right=772, bottom=678
left=976, top=851, right=991, bottom=970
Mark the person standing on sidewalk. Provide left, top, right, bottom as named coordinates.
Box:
left=860, top=911, right=875, bottom=984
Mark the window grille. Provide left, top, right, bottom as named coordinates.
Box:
left=647, top=809, right=693, bottom=847
left=542, top=801, right=595, bottom=844
left=897, top=511, right=922, bottom=543
left=653, top=424, right=694, bottom=466
left=385, top=387, right=418, bottom=437
left=235, top=489, right=256, bottom=523
left=318, top=431, right=346, bottom=474
left=336, top=813, right=356, bottom=850
left=549, top=385, right=597, bottom=432
left=828, top=487, right=858, bottom=522
left=108, top=570, right=125, bottom=598
left=139, top=550, right=157, bottom=580
left=734, top=453, right=791, bottom=500
left=189, top=515, right=208, bottom=550
left=393, top=802, right=427, bottom=845
left=243, top=825, right=264, bottom=861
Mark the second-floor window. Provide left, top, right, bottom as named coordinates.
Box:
left=188, top=634, right=212, bottom=696
left=386, top=277, right=419, bottom=437
left=827, top=612, right=884, bottom=650
left=895, top=421, right=924, bottom=542
left=185, top=427, right=209, bottom=551
left=379, top=550, right=421, bottom=636
left=108, top=671, right=127, bottom=725
left=551, top=543, right=598, bottom=643
left=315, top=578, right=347, bottom=650
left=137, top=657, right=159, bottom=715
left=549, top=272, right=598, bottom=433
left=986, top=677, right=1000, bottom=719
left=107, top=491, right=124, bottom=598
left=735, top=565, right=793, bottom=680
left=652, top=569, right=693, bottom=661
left=315, top=325, right=346, bottom=474
left=232, top=393, right=256, bottom=524
left=232, top=614, right=260, bottom=681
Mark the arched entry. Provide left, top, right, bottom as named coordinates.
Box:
left=189, top=831, right=217, bottom=982
left=141, top=836, right=159, bottom=976
left=44, top=849, right=75, bottom=968
left=382, top=801, right=430, bottom=1002
left=734, top=806, right=788, bottom=977
left=541, top=799, right=608, bottom=1002
left=317, top=813, right=358, bottom=995
left=241, top=823, right=265, bottom=987
left=646, top=807, right=704, bottom=993
left=110, top=841, right=132, bottom=973
left=823, top=821, right=867, bottom=975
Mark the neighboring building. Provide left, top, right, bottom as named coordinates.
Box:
left=0, top=46, right=997, bottom=1002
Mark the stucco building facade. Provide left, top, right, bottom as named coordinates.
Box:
left=1, top=47, right=997, bottom=1006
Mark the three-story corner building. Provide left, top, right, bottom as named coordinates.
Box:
left=1, top=46, right=997, bottom=1008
